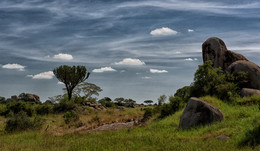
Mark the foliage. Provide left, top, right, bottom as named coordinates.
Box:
left=174, top=86, right=191, bottom=102
left=0, top=96, right=6, bottom=104
left=63, top=111, right=80, bottom=125
left=124, top=98, right=136, bottom=104
left=5, top=111, right=42, bottom=133
left=0, top=104, right=7, bottom=116
left=73, top=82, right=102, bottom=98
left=141, top=108, right=153, bottom=122
left=239, top=125, right=260, bottom=148
left=188, top=60, right=248, bottom=102
left=114, top=97, right=125, bottom=103
left=53, top=100, right=75, bottom=113
left=159, top=96, right=185, bottom=118
left=35, top=104, right=53, bottom=115
left=98, top=97, right=115, bottom=108
left=86, top=97, right=97, bottom=104
left=5, top=101, right=34, bottom=117
left=158, top=95, right=167, bottom=106
left=53, top=65, right=90, bottom=100
left=144, top=100, right=153, bottom=105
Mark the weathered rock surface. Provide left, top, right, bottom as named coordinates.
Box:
left=86, top=102, right=106, bottom=110
left=227, top=60, right=260, bottom=89
left=25, top=94, right=40, bottom=102
left=202, top=37, right=248, bottom=70
left=179, top=97, right=223, bottom=129
left=241, top=88, right=260, bottom=97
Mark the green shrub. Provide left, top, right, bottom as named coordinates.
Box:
left=5, top=111, right=43, bottom=132
left=0, top=104, right=7, bottom=116
left=53, top=101, right=75, bottom=113
left=5, top=101, right=34, bottom=117
left=141, top=108, right=153, bottom=122
left=215, top=82, right=239, bottom=102
left=63, top=111, right=79, bottom=125
left=159, top=96, right=185, bottom=118
left=35, top=104, right=53, bottom=115
left=239, top=125, right=260, bottom=148
left=174, top=86, right=191, bottom=102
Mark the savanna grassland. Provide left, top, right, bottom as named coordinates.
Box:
left=0, top=96, right=259, bottom=151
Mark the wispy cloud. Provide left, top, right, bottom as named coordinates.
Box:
left=92, top=67, right=116, bottom=73
left=115, top=58, right=145, bottom=66
left=53, top=53, right=73, bottom=60
left=2, top=63, right=25, bottom=71
left=27, top=71, right=54, bottom=79
left=150, top=27, right=177, bottom=36
left=150, top=69, right=168, bottom=73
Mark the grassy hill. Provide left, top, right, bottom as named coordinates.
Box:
left=0, top=96, right=259, bottom=151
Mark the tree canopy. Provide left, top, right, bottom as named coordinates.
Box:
left=53, top=65, right=90, bottom=100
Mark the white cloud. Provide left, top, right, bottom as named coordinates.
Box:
left=188, top=29, right=194, bottom=32
left=175, top=51, right=182, bottom=54
left=2, top=63, right=25, bottom=71
left=92, top=67, right=116, bottom=73
left=53, top=53, right=73, bottom=60
left=150, top=69, right=168, bottom=73
left=115, top=58, right=145, bottom=66
left=142, top=76, right=151, bottom=79
left=150, top=27, right=177, bottom=36
left=27, top=71, right=55, bottom=79
left=57, top=81, right=63, bottom=84
left=184, top=58, right=198, bottom=61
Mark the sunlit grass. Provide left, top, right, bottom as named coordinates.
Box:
left=0, top=97, right=259, bottom=150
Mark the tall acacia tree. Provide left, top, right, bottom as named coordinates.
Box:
left=53, top=65, right=90, bottom=100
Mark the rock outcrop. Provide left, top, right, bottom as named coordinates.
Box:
left=179, top=97, right=223, bottom=129
left=202, top=37, right=260, bottom=90
left=202, top=37, right=248, bottom=70
left=241, top=88, right=260, bottom=97
left=227, top=60, right=260, bottom=89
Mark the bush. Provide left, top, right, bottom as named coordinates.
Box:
left=159, top=96, right=185, bottom=118
left=5, top=111, right=43, bottom=132
left=239, top=125, right=260, bottom=148
left=141, top=108, right=153, bottom=122
left=215, top=82, right=239, bottom=102
left=5, top=101, right=34, bottom=117
left=174, top=86, right=191, bottom=102
left=53, top=101, right=75, bottom=113
left=63, top=111, right=79, bottom=125
left=35, top=104, right=53, bottom=115
left=0, top=104, right=7, bottom=116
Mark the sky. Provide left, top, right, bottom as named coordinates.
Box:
left=1, top=0, right=260, bottom=103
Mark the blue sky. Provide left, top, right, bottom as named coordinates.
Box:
left=1, top=0, right=260, bottom=103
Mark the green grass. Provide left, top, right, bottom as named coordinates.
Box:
left=0, top=96, right=259, bottom=151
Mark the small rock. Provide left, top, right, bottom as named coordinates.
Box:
left=216, top=135, right=230, bottom=140
left=241, top=88, right=260, bottom=97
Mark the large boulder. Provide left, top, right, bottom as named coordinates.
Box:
left=241, top=88, right=260, bottom=97
left=179, top=97, right=223, bottom=129
left=227, top=60, right=260, bottom=89
left=202, top=37, right=248, bottom=70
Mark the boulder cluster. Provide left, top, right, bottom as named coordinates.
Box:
left=202, top=37, right=260, bottom=90
left=179, top=37, right=260, bottom=129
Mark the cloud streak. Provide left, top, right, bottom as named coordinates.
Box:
left=150, top=69, right=168, bottom=73
left=2, top=63, right=25, bottom=71
left=150, top=27, right=177, bottom=36
left=27, top=71, right=54, bottom=79
left=115, top=58, right=145, bottom=66
left=93, top=67, right=116, bottom=73
left=53, top=53, right=73, bottom=60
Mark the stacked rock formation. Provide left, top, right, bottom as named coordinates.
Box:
left=202, top=37, right=260, bottom=90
